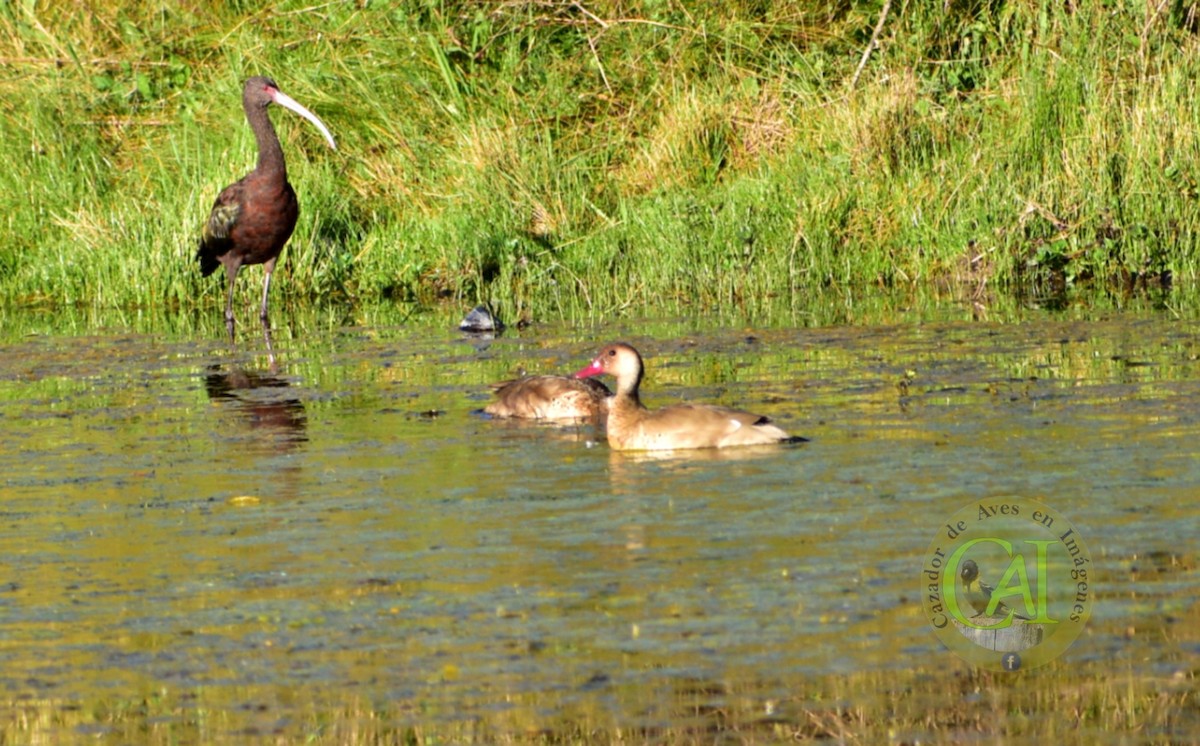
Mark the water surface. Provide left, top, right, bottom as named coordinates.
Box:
left=0, top=305, right=1197, bottom=740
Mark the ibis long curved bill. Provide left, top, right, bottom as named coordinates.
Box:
left=268, top=87, right=337, bottom=150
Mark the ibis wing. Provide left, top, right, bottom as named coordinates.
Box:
left=204, top=180, right=245, bottom=243
left=195, top=183, right=244, bottom=277
left=204, top=201, right=241, bottom=242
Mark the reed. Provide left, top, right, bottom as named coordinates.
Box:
left=1, top=1, right=1196, bottom=322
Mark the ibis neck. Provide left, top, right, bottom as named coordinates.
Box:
left=246, top=103, right=287, bottom=178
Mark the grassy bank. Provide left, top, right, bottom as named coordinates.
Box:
left=2, top=1, right=1199, bottom=323
left=2, top=657, right=1195, bottom=743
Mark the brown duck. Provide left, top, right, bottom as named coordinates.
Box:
left=574, top=343, right=801, bottom=451
left=484, top=375, right=611, bottom=421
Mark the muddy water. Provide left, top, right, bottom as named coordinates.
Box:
left=0, top=307, right=1198, bottom=738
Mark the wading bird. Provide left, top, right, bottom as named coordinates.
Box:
left=574, top=343, right=804, bottom=451
left=196, top=76, right=336, bottom=337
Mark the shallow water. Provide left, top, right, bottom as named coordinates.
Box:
left=0, top=305, right=1197, bottom=739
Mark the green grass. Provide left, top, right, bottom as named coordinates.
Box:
left=1, top=656, right=1195, bottom=743
left=2, top=1, right=1199, bottom=323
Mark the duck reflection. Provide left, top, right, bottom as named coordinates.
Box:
left=204, top=365, right=308, bottom=451
left=609, top=441, right=803, bottom=464
left=602, top=441, right=806, bottom=493
left=483, top=413, right=606, bottom=445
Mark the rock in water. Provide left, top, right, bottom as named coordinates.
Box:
left=459, top=305, right=505, bottom=334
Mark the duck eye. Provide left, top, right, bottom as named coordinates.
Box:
left=607, top=349, right=616, bottom=357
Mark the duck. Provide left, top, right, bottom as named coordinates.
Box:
left=573, top=343, right=802, bottom=451
left=484, top=374, right=611, bottom=421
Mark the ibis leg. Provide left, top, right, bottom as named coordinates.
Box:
left=259, top=257, right=277, bottom=326
left=223, top=262, right=242, bottom=339
left=261, top=323, right=277, bottom=370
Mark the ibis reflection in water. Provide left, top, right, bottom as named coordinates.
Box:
left=196, top=76, right=336, bottom=339
left=203, top=365, right=308, bottom=453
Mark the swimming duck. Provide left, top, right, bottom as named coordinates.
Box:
left=573, top=342, right=801, bottom=451
left=484, top=374, right=611, bottom=421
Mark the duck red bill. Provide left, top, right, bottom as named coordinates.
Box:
left=574, top=360, right=603, bottom=379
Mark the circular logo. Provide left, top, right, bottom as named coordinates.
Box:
left=920, top=498, right=1094, bottom=671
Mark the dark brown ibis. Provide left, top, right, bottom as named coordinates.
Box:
left=196, top=76, right=336, bottom=337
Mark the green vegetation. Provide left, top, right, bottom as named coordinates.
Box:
left=2, top=1, right=1199, bottom=323
left=2, top=657, right=1196, bottom=743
